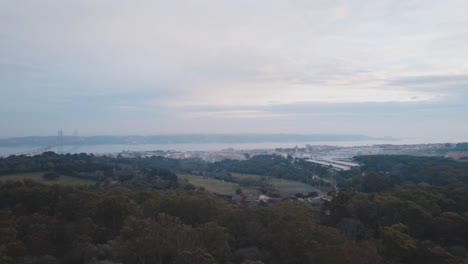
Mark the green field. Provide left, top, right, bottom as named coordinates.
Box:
left=224, top=173, right=320, bottom=196
left=231, top=173, right=266, bottom=181
left=179, top=174, right=239, bottom=195
left=0, top=172, right=97, bottom=186
left=270, top=178, right=319, bottom=196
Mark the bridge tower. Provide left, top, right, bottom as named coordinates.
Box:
left=57, top=130, right=63, bottom=154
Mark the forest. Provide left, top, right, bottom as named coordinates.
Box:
left=0, top=153, right=467, bottom=263
left=0, top=153, right=329, bottom=183
left=342, top=155, right=468, bottom=192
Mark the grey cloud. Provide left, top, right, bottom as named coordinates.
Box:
left=1, top=0, right=468, bottom=140
left=390, top=75, right=468, bottom=86
left=184, top=100, right=468, bottom=118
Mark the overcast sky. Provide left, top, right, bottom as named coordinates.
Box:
left=1, top=0, right=468, bottom=141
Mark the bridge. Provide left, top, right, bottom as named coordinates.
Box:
left=0, top=145, right=58, bottom=158
left=0, top=130, right=81, bottom=158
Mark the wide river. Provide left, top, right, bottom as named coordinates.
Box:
left=0, top=137, right=453, bottom=156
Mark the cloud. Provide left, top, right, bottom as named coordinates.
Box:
left=187, top=110, right=289, bottom=119
left=1, top=0, right=468, bottom=140
left=389, top=74, right=468, bottom=87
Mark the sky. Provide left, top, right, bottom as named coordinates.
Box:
left=1, top=0, right=468, bottom=141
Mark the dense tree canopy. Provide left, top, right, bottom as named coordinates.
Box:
left=1, top=154, right=468, bottom=263
left=338, top=155, right=468, bottom=191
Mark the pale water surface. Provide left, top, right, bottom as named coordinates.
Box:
left=0, top=137, right=452, bottom=156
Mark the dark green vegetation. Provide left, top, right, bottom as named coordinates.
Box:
left=0, top=172, right=96, bottom=186
left=455, top=143, right=468, bottom=151
left=209, top=155, right=330, bottom=182
left=338, top=155, right=468, bottom=193
left=0, top=153, right=468, bottom=263
left=1, top=179, right=468, bottom=263
left=0, top=152, right=179, bottom=190
left=323, top=186, right=468, bottom=264
left=0, top=153, right=331, bottom=194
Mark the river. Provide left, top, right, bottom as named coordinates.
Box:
left=0, top=137, right=452, bottom=156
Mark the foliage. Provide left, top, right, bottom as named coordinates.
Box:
left=42, top=172, right=60, bottom=181
left=0, top=153, right=179, bottom=190
left=339, top=155, right=468, bottom=192
left=1, top=154, right=468, bottom=263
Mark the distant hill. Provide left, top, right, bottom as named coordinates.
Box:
left=455, top=142, right=468, bottom=151
left=0, top=134, right=394, bottom=147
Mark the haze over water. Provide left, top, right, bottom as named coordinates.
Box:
left=0, top=137, right=451, bottom=156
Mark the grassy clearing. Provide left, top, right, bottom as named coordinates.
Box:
left=231, top=173, right=267, bottom=181
left=178, top=174, right=239, bottom=195
left=0, top=172, right=97, bottom=186
left=271, top=178, right=319, bottom=196
left=232, top=172, right=320, bottom=196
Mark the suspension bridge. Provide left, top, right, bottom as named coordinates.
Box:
left=0, top=130, right=80, bottom=158
left=6, top=144, right=58, bottom=157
